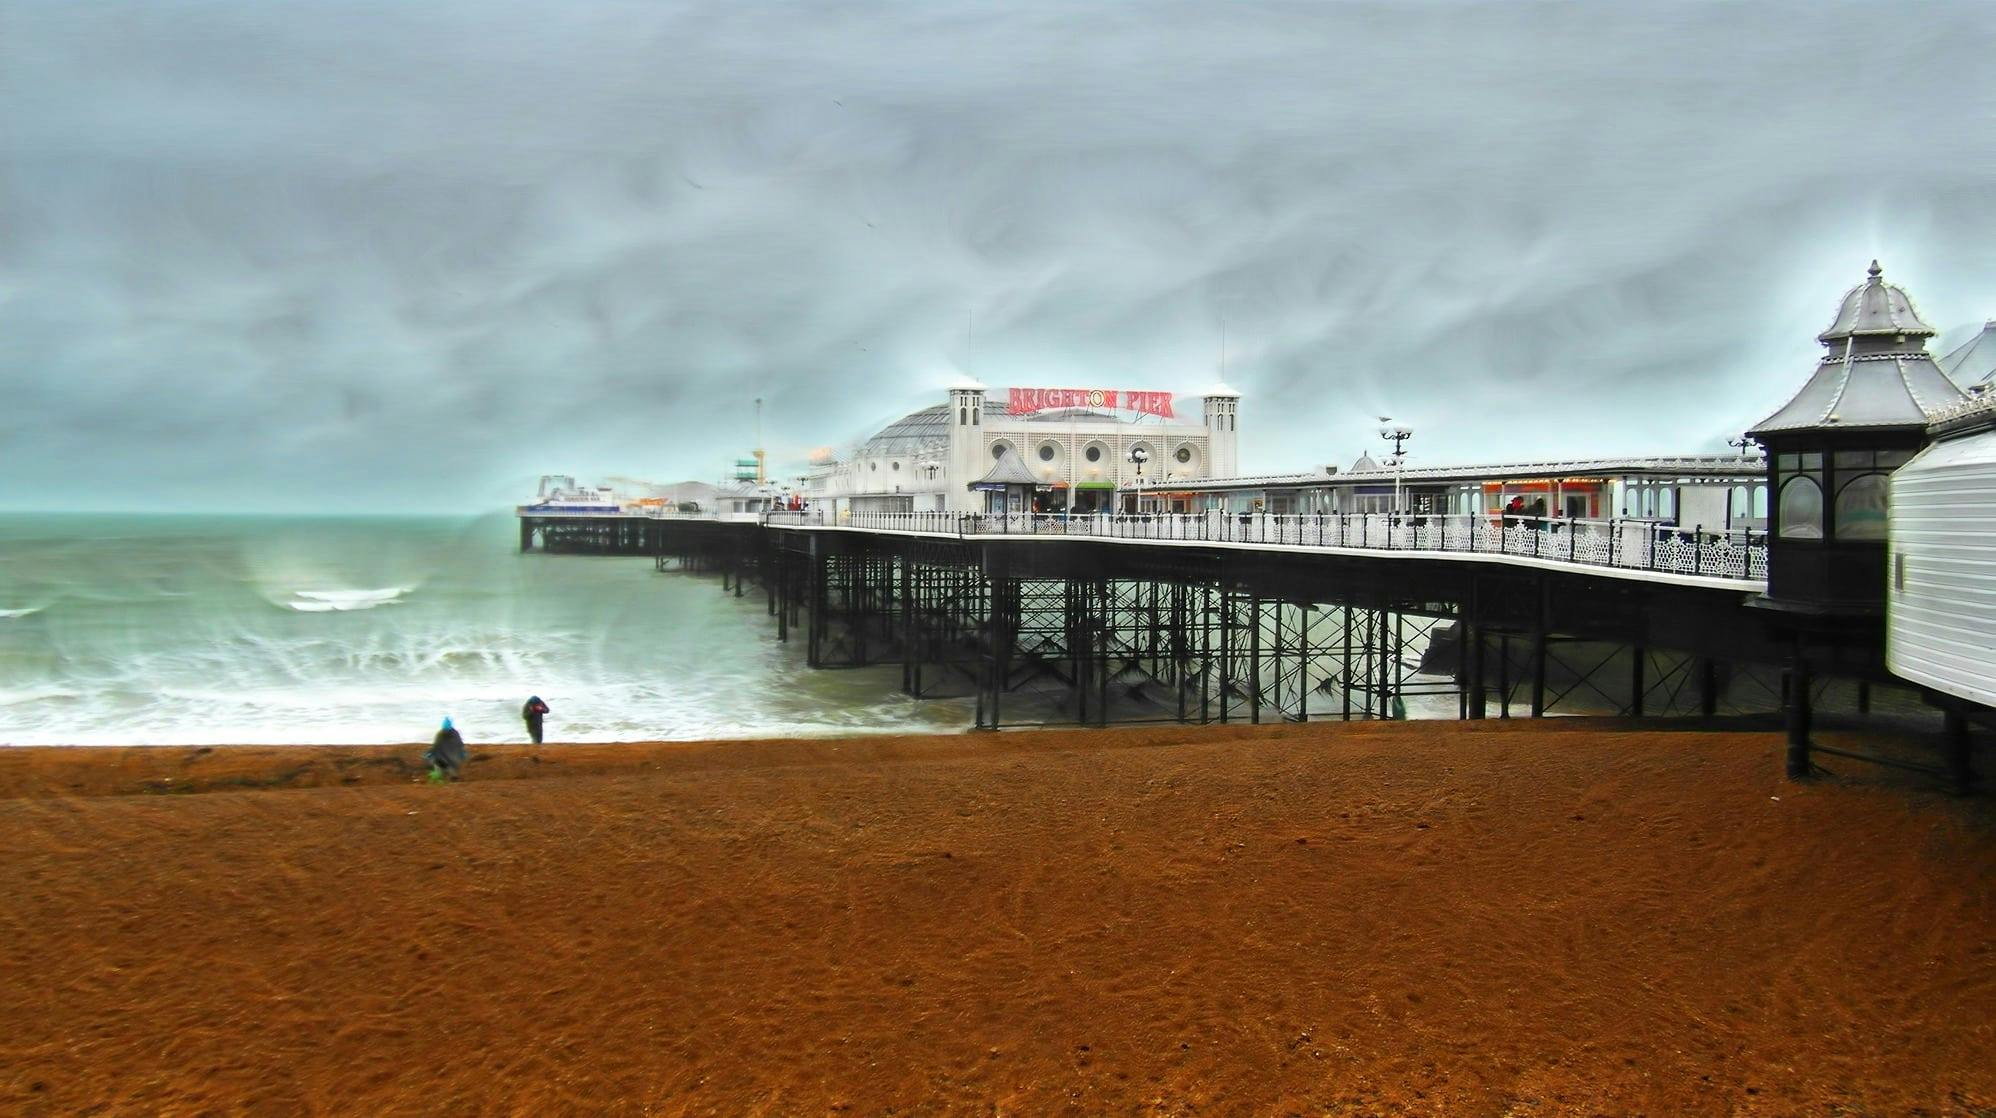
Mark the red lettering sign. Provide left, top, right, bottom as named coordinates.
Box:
left=1002, top=388, right=1175, bottom=419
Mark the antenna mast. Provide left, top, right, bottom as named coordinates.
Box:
left=754, top=397, right=766, bottom=484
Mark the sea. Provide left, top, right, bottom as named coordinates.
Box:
left=0, top=514, right=974, bottom=746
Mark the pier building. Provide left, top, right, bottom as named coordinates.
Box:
left=803, top=380, right=1241, bottom=516
left=1159, top=454, right=1768, bottom=530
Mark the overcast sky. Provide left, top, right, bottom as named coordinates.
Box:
left=3, top=1, right=1993, bottom=511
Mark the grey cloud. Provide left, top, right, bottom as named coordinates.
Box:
left=3, top=1, right=1994, bottom=510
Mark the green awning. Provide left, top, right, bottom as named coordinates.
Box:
left=1074, top=481, right=1118, bottom=490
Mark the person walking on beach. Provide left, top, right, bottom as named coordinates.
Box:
left=522, top=696, right=550, bottom=744
left=424, top=717, right=467, bottom=782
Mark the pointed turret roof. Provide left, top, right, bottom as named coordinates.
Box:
left=1939, top=321, right=1996, bottom=389
left=972, top=447, right=1040, bottom=488
left=1817, top=260, right=1937, bottom=342
left=1751, top=261, right=1967, bottom=436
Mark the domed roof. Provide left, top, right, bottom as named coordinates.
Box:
left=1200, top=382, right=1242, bottom=398
left=1350, top=452, right=1383, bottom=472
left=862, top=405, right=950, bottom=457
left=1818, top=260, right=1936, bottom=342
left=1751, top=262, right=1966, bottom=436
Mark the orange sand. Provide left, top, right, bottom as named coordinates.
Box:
left=1, top=721, right=1991, bottom=1115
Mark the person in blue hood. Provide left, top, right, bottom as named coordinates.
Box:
left=423, top=716, right=467, bottom=781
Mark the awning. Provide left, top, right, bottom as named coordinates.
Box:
left=1074, top=481, right=1117, bottom=490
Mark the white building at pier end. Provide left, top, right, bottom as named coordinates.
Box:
left=808, top=381, right=1241, bottom=515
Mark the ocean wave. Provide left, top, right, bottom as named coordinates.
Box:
left=0, top=607, right=43, bottom=619
left=286, top=587, right=410, bottom=612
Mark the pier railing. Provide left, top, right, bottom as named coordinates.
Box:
left=777, top=510, right=1770, bottom=583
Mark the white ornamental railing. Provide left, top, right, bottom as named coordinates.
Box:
left=778, top=510, right=1769, bottom=583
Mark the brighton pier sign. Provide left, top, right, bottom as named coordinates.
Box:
left=1002, top=387, right=1176, bottom=419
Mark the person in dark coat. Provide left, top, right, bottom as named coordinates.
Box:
left=424, top=717, right=467, bottom=781
left=522, top=696, right=549, bottom=744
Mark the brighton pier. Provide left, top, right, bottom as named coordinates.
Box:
left=519, top=263, right=1996, bottom=787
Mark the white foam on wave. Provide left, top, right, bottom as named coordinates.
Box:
left=0, top=607, right=42, bottom=619
left=286, top=587, right=410, bottom=612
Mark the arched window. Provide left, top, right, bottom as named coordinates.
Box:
left=1752, top=485, right=1768, bottom=518
left=959, top=406, right=967, bottom=426
left=1834, top=474, right=1889, bottom=540
left=1778, top=476, right=1824, bottom=539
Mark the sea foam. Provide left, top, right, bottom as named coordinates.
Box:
left=286, top=588, right=409, bottom=612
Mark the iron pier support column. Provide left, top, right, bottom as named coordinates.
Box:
left=900, top=557, right=915, bottom=695
left=1249, top=595, right=1263, bottom=724
left=1857, top=681, right=1872, bottom=714
left=1944, top=707, right=1975, bottom=794
left=1529, top=578, right=1548, bottom=719
left=1218, top=589, right=1233, bottom=724
left=1784, top=642, right=1812, bottom=779
left=806, top=550, right=827, bottom=669
left=1498, top=633, right=1511, bottom=719
left=1630, top=647, right=1646, bottom=718
left=1466, top=621, right=1487, bottom=720
left=1698, top=658, right=1717, bottom=717
left=1173, top=583, right=1189, bottom=725
left=1340, top=606, right=1353, bottom=722
left=776, top=552, right=789, bottom=642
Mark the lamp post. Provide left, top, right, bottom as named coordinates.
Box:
left=920, top=458, right=941, bottom=511
left=1128, top=446, right=1150, bottom=514
left=1378, top=422, right=1413, bottom=513
left=1728, top=434, right=1757, bottom=458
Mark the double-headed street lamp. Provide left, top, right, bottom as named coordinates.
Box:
left=1128, top=446, right=1151, bottom=514
left=918, top=458, right=942, bottom=512
left=1378, top=421, right=1413, bottom=513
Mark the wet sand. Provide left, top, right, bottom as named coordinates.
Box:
left=1, top=721, right=1991, bottom=1115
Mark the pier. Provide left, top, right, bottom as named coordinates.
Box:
left=516, top=262, right=1994, bottom=787
left=519, top=505, right=1871, bottom=753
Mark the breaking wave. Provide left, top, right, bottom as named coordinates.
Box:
left=0, top=514, right=972, bottom=746
left=285, top=588, right=411, bottom=613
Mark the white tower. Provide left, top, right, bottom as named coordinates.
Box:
left=946, top=377, right=988, bottom=512
left=1202, top=384, right=1241, bottom=478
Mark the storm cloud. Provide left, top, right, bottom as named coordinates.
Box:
left=3, top=1, right=1993, bottom=511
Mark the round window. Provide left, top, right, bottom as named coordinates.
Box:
left=1085, top=446, right=1102, bottom=462
left=991, top=444, right=1006, bottom=460
left=1175, top=447, right=1192, bottom=463
left=892, top=461, right=900, bottom=471
left=869, top=462, right=877, bottom=472
left=1038, top=445, right=1055, bottom=462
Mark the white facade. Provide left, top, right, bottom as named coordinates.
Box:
left=808, top=383, right=1244, bottom=515
left=1887, top=421, right=1996, bottom=707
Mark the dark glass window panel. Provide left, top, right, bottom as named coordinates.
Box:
left=1834, top=474, right=1889, bottom=540
left=1778, top=476, right=1824, bottom=539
